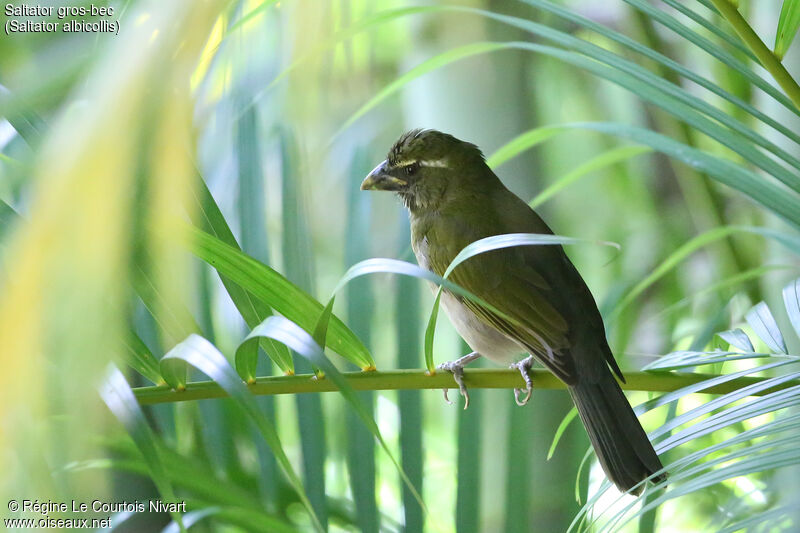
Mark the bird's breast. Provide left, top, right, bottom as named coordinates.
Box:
left=439, top=291, right=525, bottom=364
left=411, top=234, right=431, bottom=272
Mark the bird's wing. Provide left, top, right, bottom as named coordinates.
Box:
left=426, top=184, right=627, bottom=385
left=489, top=189, right=624, bottom=384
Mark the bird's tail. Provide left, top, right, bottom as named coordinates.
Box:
left=568, top=372, right=666, bottom=494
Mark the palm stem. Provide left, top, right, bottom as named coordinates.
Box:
left=134, top=369, right=798, bottom=405
left=709, top=0, right=800, bottom=109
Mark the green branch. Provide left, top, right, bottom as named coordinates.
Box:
left=709, top=0, right=800, bottom=110
left=133, top=369, right=798, bottom=405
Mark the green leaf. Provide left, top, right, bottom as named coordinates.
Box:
left=162, top=507, right=221, bottom=533
left=529, top=145, right=652, bottom=208
left=232, top=96, right=293, bottom=376
left=633, top=361, right=797, bottom=417
left=666, top=414, right=800, bottom=480
left=160, top=356, right=189, bottom=391
left=444, top=234, right=619, bottom=279
left=650, top=265, right=797, bottom=324
left=160, top=334, right=323, bottom=532
left=644, top=351, right=779, bottom=371
left=312, top=297, right=335, bottom=354
left=607, top=390, right=800, bottom=531
left=235, top=297, right=336, bottom=383
left=655, top=375, right=800, bottom=449
left=99, top=366, right=186, bottom=533
left=227, top=0, right=280, bottom=34
left=0, top=85, right=47, bottom=145
left=0, top=198, right=22, bottom=243
left=506, top=37, right=800, bottom=186
left=335, top=18, right=800, bottom=204
left=574, top=448, right=596, bottom=505
left=611, top=226, right=800, bottom=320
left=573, top=360, right=800, bottom=530
left=424, top=291, right=443, bottom=374
left=234, top=339, right=259, bottom=385
left=717, top=328, right=755, bottom=352
left=623, top=0, right=799, bottom=117
left=718, top=506, right=795, bottom=533
left=656, top=0, right=753, bottom=60
left=189, top=175, right=294, bottom=374
left=547, top=407, right=578, bottom=460
left=183, top=225, right=373, bottom=370
left=672, top=370, right=800, bottom=436
left=333, top=42, right=510, bottom=139
left=332, top=257, right=495, bottom=374
left=449, top=10, right=800, bottom=181
left=496, top=123, right=800, bottom=228
left=125, top=331, right=165, bottom=386
left=575, top=359, right=800, bottom=531
left=244, top=316, right=428, bottom=517
left=486, top=125, right=566, bottom=169
left=0, top=152, right=24, bottom=168
left=324, top=3, right=800, bottom=150
left=782, top=278, right=800, bottom=338
left=746, top=301, right=788, bottom=354
left=606, top=439, right=800, bottom=532
left=247, top=1, right=800, bottom=151
left=98, top=438, right=292, bottom=531
left=131, top=263, right=202, bottom=347
left=132, top=263, right=200, bottom=389
left=775, top=0, right=800, bottom=59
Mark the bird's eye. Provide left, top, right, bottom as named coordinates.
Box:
left=405, top=162, right=419, bottom=176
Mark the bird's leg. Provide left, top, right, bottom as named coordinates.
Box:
left=437, top=351, right=481, bottom=409
left=510, top=355, right=536, bottom=406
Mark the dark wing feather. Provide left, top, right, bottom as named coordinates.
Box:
left=491, top=189, right=626, bottom=384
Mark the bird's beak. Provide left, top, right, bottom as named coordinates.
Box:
left=360, top=160, right=407, bottom=191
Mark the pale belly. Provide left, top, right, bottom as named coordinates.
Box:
left=440, top=291, right=526, bottom=364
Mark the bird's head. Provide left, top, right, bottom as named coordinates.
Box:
left=360, top=129, right=488, bottom=212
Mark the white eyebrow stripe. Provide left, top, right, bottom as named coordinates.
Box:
left=392, top=159, right=449, bottom=169
left=419, top=159, right=449, bottom=168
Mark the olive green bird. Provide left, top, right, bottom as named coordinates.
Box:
left=361, top=129, right=665, bottom=494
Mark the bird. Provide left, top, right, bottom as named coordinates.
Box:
left=360, top=129, right=665, bottom=495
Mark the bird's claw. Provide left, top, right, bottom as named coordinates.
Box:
left=437, top=360, right=470, bottom=410
left=513, top=387, right=532, bottom=406
left=443, top=388, right=453, bottom=405
left=510, top=356, right=535, bottom=406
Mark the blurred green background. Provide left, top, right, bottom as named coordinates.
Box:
left=2, top=0, right=800, bottom=531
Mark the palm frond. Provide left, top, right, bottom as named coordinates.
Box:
left=576, top=279, right=800, bottom=531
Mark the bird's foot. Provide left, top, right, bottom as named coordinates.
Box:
left=510, top=355, right=535, bottom=406
left=437, top=352, right=481, bottom=410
